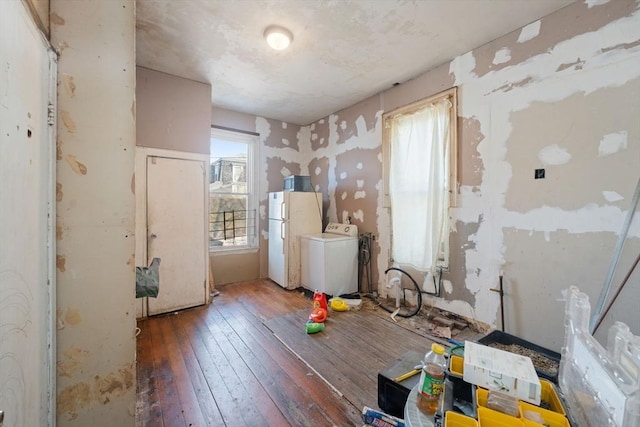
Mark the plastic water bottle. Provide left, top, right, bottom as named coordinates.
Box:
left=416, top=343, right=446, bottom=415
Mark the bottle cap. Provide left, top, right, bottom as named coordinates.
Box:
left=431, top=343, right=445, bottom=354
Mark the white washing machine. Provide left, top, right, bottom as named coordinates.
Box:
left=300, top=222, right=359, bottom=296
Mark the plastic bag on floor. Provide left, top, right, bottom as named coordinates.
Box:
left=136, top=258, right=160, bottom=298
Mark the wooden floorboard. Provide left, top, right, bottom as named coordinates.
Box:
left=136, top=279, right=482, bottom=426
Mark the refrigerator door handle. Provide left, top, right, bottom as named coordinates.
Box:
left=280, top=221, right=285, bottom=253
left=280, top=201, right=285, bottom=220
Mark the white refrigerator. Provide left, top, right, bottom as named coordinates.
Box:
left=268, top=191, right=323, bottom=289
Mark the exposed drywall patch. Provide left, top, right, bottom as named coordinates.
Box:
left=60, top=109, right=76, bottom=133
left=334, top=147, right=380, bottom=232
left=518, top=21, right=541, bottom=43
left=491, top=77, right=533, bottom=94
left=556, top=58, right=585, bottom=72
left=459, top=116, right=485, bottom=187
left=467, top=0, right=639, bottom=79
left=493, top=48, right=512, bottom=65
left=93, top=364, right=134, bottom=404
left=586, top=0, right=611, bottom=8
left=50, top=11, right=65, bottom=26
left=57, top=382, right=91, bottom=421
left=57, top=254, right=66, bottom=272
left=259, top=118, right=300, bottom=150
left=62, top=73, right=76, bottom=97
left=599, top=131, right=627, bottom=156
left=282, top=122, right=287, bottom=129
left=57, top=136, right=63, bottom=160
left=57, top=345, right=89, bottom=378
left=65, top=308, right=82, bottom=325
left=448, top=7, right=640, bottom=327
left=357, top=162, right=363, bottom=169
left=310, top=118, right=329, bottom=151
left=443, top=219, right=480, bottom=306
left=256, top=116, right=271, bottom=145
left=602, top=39, right=640, bottom=53
left=505, top=79, right=639, bottom=213
left=501, top=228, right=621, bottom=351
left=265, top=157, right=299, bottom=193
left=65, top=154, right=88, bottom=175
left=503, top=204, right=640, bottom=237
left=538, top=144, right=571, bottom=165
left=602, top=190, right=624, bottom=202
left=57, top=363, right=134, bottom=420
left=280, top=166, right=292, bottom=177
left=56, top=221, right=66, bottom=240
left=308, top=156, right=330, bottom=220
left=57, top=182, right=64, bottom=201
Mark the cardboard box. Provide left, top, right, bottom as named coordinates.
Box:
left=463, top=341, right=541, bottom=405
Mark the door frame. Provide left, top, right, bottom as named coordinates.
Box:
left=135, top=147, right=210, bottom=318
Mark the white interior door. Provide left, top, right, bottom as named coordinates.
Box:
left=0, top=1, right=55, bottom=425
left=146, top=156, right=207, bottom=315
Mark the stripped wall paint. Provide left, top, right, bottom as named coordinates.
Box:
left=51, top=0, right=136, bottom=424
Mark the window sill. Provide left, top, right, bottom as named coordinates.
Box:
left=209, top=246, right=259, bottom=256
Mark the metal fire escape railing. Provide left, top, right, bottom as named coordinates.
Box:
left=209, top=209, right=256, bottom=246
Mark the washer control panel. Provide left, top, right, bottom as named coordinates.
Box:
left=324, top=222, right=358, bottom=237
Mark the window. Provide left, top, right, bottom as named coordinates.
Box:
left=209, top=127, right=259, bottom=251
left=383, top=88, right=457, bottom=271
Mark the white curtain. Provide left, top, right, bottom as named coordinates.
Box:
left=389, top=98, right=451, bottom=271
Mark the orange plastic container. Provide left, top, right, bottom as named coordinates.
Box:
left=520, top=402, right=570, bottom=427
left=445, top=411, right=478, bottom=427
left=478, top=406, right=523, bottom=427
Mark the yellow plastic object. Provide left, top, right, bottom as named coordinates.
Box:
left=520, top=402, right=570, bottom=427
left=539, top=379, right=565, bottom=415
left=478, top=406, right=523, bottom=427
left=449, top=354, right=464, bottom=377
left=330, top=298, right=349, bottom=312
left=445, top=411, right=478, bottom=427
left=476, top=388, right=520, bottom=418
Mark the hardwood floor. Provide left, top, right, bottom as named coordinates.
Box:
left=136, top=279, right=478, bottom=426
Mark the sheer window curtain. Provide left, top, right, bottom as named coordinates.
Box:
left=389, top=99, right=452, bottom=271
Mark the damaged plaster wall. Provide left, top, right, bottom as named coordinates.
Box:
left=212, top=3, right=639, bottom=351
left=51, top=1, right=136, bottom=425
left=291, top=0, right=639, bottom=351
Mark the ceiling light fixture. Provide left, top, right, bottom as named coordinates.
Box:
left=264, top=25, right=293, bottom=51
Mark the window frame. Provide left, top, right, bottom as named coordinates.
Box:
left=382, top=87, right=458, bottom=269
left=209, top=126, right=259, bottom=253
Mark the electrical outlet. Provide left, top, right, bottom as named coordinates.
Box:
left=535, top=168, right=545, bottom=179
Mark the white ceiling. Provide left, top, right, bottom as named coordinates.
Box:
left=136, top=0, right=574, bottom=126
